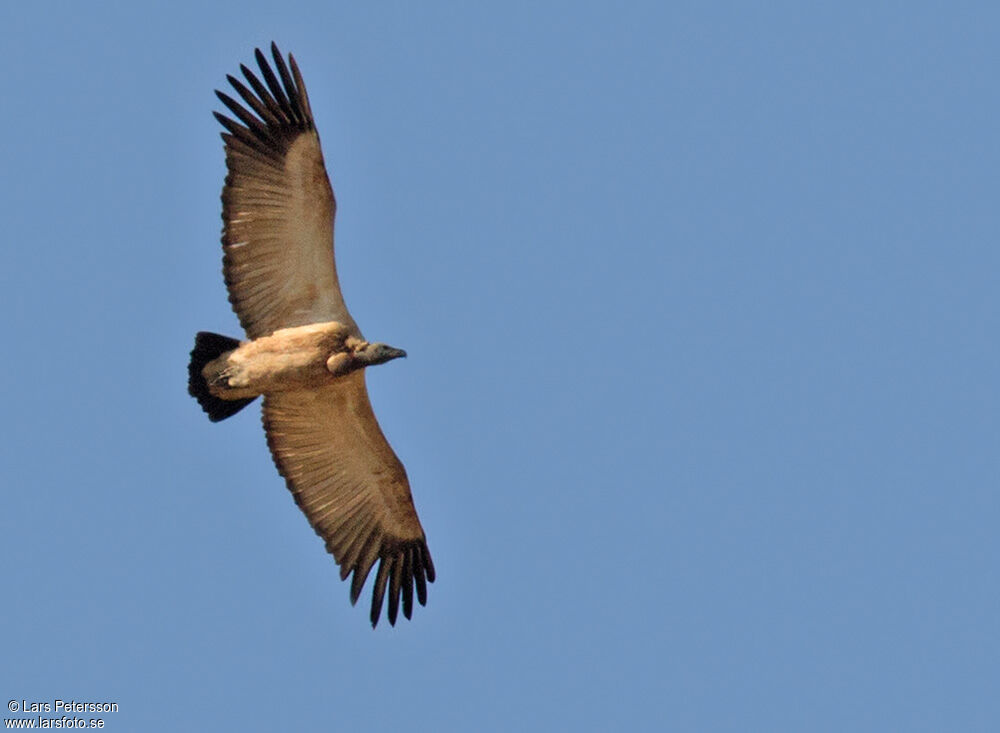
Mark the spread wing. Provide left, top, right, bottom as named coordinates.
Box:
left=262, top=371, right=435, bottom=627
left=214, top=43, right=359, bottom=340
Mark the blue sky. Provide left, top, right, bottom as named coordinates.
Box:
left=1, top=2, right=997, bottom=731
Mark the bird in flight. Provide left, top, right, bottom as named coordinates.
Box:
left=188, top=43, right=434, bottom=627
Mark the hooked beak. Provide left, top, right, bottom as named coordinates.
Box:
left=367, top=343, right=407, bottom=366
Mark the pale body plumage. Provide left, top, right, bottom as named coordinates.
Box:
left=188, top=44, right=434, bottom=627
left=201, top=322, right=404, bottom=400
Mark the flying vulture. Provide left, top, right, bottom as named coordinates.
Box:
left=188, top=43, right=434, bottom=627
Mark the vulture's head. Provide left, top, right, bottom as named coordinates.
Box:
left=357, top=342, right=407, bottom=367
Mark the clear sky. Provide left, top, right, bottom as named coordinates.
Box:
left=1, top=2, right=997, bottom=731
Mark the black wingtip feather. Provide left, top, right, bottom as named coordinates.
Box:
left=270, top=44, right=303, bottom=125
left=351, top=540, right=381, bottom=606
left=348, top=540, right=434, bottom=628
left=370, top=559, right=391, bottom=628
left=350, top=560, right=369, bottom=605
left=401, top=549, right=414, bottom=620
left=238, top=63, right=286, bottom=124
left=423, top=545, right=436, bottom=583
left=413, top=550, right=428, bottom=607
left=288, top=54, right=313, bottom=120
left=255, top=46, right=291, bottom=113
left=226, top=74, right=272, bottom=123
left=216, top=45, right=314, bottom=156
left=387, top=555, right=402, bottom=626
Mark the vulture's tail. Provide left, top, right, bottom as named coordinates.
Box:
left=188, top=332, right=256, bottom=422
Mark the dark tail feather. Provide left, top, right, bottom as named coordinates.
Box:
left=188, top=332, right=256, bottom=422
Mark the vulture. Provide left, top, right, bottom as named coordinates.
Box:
left=188, top=43, right=434, bottom=627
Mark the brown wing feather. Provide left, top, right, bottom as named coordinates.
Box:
left=262, top=370, right=435, bottom=627
left=215, top=43, right=359, bottom=339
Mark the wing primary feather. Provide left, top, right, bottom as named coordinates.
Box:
left=239, top=63, right=288, bottom=125
left=270, top=43, right=304, bottom=125
left=213, top=112, right=276, bottom=159
left=215, top=91, right=277, bottom=145
left=370, top=557, right=391, bottom=627
left=225, top=74, right=273, bottom=122
left=255, top=47, right=292, bottom=119
left=288, top=54, right=314, bottom=121
left=413, top=548, right=428, bottom=607
left=387, top=553, right=402, bottom=626
left=213, top=110, right=246, bottom=137
left=401, top=548, right=414, bottom=620
left=421, top=542, right=437, bottom=583
left=351, top=537, right=381, bottom=606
